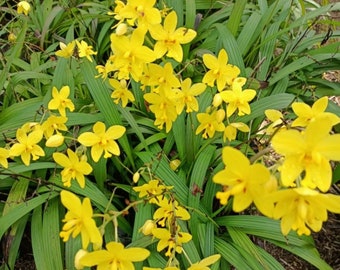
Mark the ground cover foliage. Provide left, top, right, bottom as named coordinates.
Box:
left=0, top=0, right=340, bottom=269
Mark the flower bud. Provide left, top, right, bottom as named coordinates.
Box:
left=46, top=134, right=64, bottom=147
left=170, top=159, right=181, bottom=171
left=17, top=1, right=31, bottom=15
left=140, top=220, right=156, bottom=235
left=116, top=23, right=127, bottom=36
left=8, top=33, right=17, bottom=43
left=133, top=171, right=140, bottom=183
left=216, top=109, right=226, bottom=122
left=74, top=249, right=88, bottom=270
left=212, top=93, right=222, bottom=107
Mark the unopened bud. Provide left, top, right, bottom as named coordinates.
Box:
left=74, top=249, right=88, bottom=270
left=212, top=93, right=222, bottom=107
left=216, top=109, right=226, bottom=122
left=170, top=159, right=181, bottom=171
left=133, top=172, right=140, bottom=183
left=140, top=220, right=156, bottom=235
left=46, top=134, right=64, bottom=147
left=116, top=23, right=127, bottom=36
left=8, top=33, right=17, bottom=43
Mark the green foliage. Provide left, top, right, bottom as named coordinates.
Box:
left=1, top=0, right=339, bottom=269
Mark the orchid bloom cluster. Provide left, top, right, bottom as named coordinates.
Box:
left=132, top=178, right=220, bottom=270
left=213, top=97, right=340, bottom=236
left=2, top=0, right=340, bottom=269
left=55, top=0, right=256, bottom=138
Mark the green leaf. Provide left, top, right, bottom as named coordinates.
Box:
left=172, top=113, right=186, bottom=161
left=0, top=163, right=56, bottom=180
left=214, top=238, right=252, bottom=269
left=131, top=203, right=153, bottom=242
left=188, top=145, right=216, bottom=210
left=0, top=191, right=59, bottom=240
left=216, top=215, right=313, bottom=246
left=5, top=214, right=29, bottom=270
left=0, top=20, right=28, bottom=105
left=0, top=97, right=44, bottom=137
left=40, top=5, right=64, bottom=48
left=227, top=0, right=247, bottom=36
left=270, top=239, right=332, bottom=270
left=64, top=235, right=82, bottom=270
left=10, top=71, right=52, bottom=85
left=228, top=227, right=281, bottom=270
left=197, top=222, right=215, bottom=257
left=32, top=206, right=48, bottom=270
left=41, top=197, right=63, bottom=269
left=269, top=53, right=340, bottom=86
left=236, top=12, right=262, bottom=56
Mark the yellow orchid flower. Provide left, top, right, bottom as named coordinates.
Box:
left=168, top=78, right=206, bottom=114
left=41, top=115, right=68, bottom=138
left=223, top=122, right=250, bottom=142
left=77, top=121, right=126, bottom=162
left=76, top=40, right=97, bottom=62
left=202, top=49, right=240, bottom=91
left=220, top=77, right=256, bottom=117
left=80, top=241, right=150, bottom=270
left=9, top=128, right=44, bottom=166
left=213, top=146, right=273, bottom=214
left=110, top=28, right=157, bottom=81
left=59, top=191, right=102, bottom=249
left=195, top=109, right=225, bottom=139
left=271, top=117, right=340, bottom=192
left=48, top=86, right=75, bottom=116
left=149, top=11, right=197, bottom=62
left=53, top=148, right=92, bottom=188
left=152, top=227, right=192, bottom=257
left=153, top=197, right=190, bottom=227
left=55, top=41, right=76, bottom=58
left=270, top=187, right=340, bottom=235
left=109, top=79, right=135, bottom=107
left=291, top=96, right=340, bottom=127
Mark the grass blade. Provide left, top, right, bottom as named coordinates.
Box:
left=227, top=0, right=247, bottom=36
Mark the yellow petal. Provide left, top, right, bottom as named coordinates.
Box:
left=80, top=250, right=112, bottom=266
left=60, top=190, right=82, bottom=213
left=316, top=134, right=340, bottom=160
left=217, top=49, right=228, bottom=65
left=312, top=96, right=328, bottom=114
left=265, top=109, right=283, bottom=121
left=163, top=11, right=177, bottom=32
left=222, top=146, right=249, bottom=168
left=233, top=192, right=252, bottom=212
left=53, top=152, right=71, bottom=167
left=280, top=156, right=304, bottom=187
left=203, top=54, right=218, bottom=70
left=78, top=132, right=99, bottom=146
left=271, top=129, right=305, bottom=155
left=91, top=144, right=103, bottom=162
left=46, top=134, right=64, bottom=147
left=292, top=102, right=312, bottom=117
left=93, top=122, right=106, bottom=134
left=9, top=144, right=25, bottom=157
left=106, top=125, right=126, bottom=139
